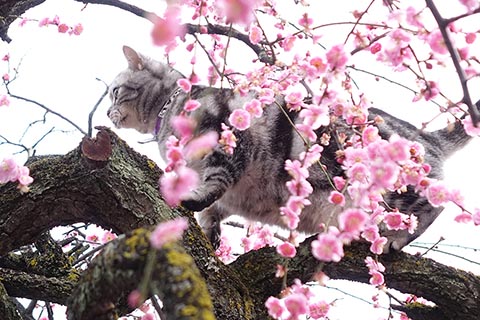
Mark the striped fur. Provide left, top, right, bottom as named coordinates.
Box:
left=108, top=46, right=472, bottom=251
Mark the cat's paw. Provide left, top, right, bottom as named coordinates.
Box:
left=180, top=187, right=222, bottom=212
left=181, top=197, right=212, bottom=212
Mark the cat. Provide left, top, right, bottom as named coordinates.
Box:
left=108, top=45, right=472, bottom=252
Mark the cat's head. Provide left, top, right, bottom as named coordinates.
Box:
left=107, top=46, right=183, bottom=134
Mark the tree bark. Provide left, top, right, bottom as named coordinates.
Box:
left=0, top=128, right=478, bottom=319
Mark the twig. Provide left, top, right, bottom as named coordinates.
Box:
left=7, top=92, right=87, bottom=135
left=88, top=79, right=109, bottom=137
left=344, top=0, right=376, bottom=45
left=426, top=0, right=479, bottom=124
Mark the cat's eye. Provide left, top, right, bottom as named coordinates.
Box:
left=112, top=87, right=120, bottom=99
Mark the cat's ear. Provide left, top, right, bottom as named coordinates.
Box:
left=122, top=46, right=144, bottom=71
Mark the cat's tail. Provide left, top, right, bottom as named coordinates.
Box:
left=433, top=120, right=472, bottom=158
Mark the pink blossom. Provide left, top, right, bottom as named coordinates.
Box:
left=57, top=23, right=69, bottom=33
left=370, top=42, right=382, bottom=54
left=428, top=30, right=448, bottom=55
left=281, top=35, right=296, bottom=51
left=2, top=54, right=9, bottom=61
left=406, top=6, right=424, bottom=28
left=326, top=44, right=349, bottom=70
left=127, top=289, right=143, bottom=308
left=384, top=211, right=408, bottom=230
left=184, top=99, right=201, bottom=112
left=0, top=95, right=10, bottom=107
left=466, top=32, right=476, bottom=44
left=285, top=159, right=309, bottom=181
left=333, top=176, right=346, bottom=191
left=70, top=23, right=83, bottom=36
left=249, top=25, right=262, bottom=44
left=369, top=270, right=385, bottom=286
left=244, top=99, right=263, bottom=118
left=459, top=0, right=479, bottom=12
left=0, top=157, right=19, bottom=183
left=426, top=181, right=450, bottom=207
left=101, top=230, right=117, bottom=243
left=265, top=296, right=286, bottom=319
left=171, top=115, right=196, bottom=139
left=386, top=135, right=410, bottom=162
left=365, top=256, right=385, bottom=272
left=277, top=241, right=297, bottom=258
left=462, top=115, right=480, bottom=136
left=311, top=231, right=344, bottom=262
left=454, top=212, right=472, bottom=223
left=370, top=236, right=387, bottom=255
left=258, top=88, right=275, bottom=104
left=284, top=293, right=308, bottom=317
left=150, top=8, right=185, bottom=46
left=229, top=109, right=251, bottom=130
left=347, top=163, right=369, bottom=183
left=141, top=314, right=155, bottom=320
left=285, top=91, right=304, bottom=111
left=370, top=162, right=399, bottom=188
left=299, top=103, right=330, bottom=129
left=344, top=148, right=368, bottom=166
left=362, top=125, right=380, bottom=145
left=17, top=166, right=33, bottom=186
left=338, top=208, right=368, bottom=235
left=361, top=224, right=380, bottom=242
left=309, top=56, right=327, bottom=74
left=215, top=236, right=235, bottom=263
left=298, top=13, right=313, bottom=29
left=38, top=17, right=50, bottom=27
left=286, top=196, right=311, bottom=213
left=219, top=123, right=237, bottom=154
left=472, top=209, right=480, bottom=226
left=18, top=18, right=28, bottom=27
left=183, top=131, right=219, bottom=160
left=328, top=190, right=345, bottom=206
left=309, top=300, right=330, bottom=319
left=280, top=205, right=301, bottom=229
left=150, top=217, right=188, bottom=249
left=286, top=178, right=313, bottom=198
left=177, top=78, right=192, bottom=92
left=296, top=123, right=317, bottom=141
left=160, top=166, right=199, bottom=207
left=219, top=0, right=260, bottom=25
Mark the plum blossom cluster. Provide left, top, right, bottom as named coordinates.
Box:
left=265, top=279, right=330, bottom=320
left=280, top=144, right=322, bottom=230
left=160, top=79, right=219, bottom=207
left=241, top=223, right=276, bottom=253
left=19, top=15, right=83, bottom=35
left=365, top=256, right=386, bottom=286
left=0, top=157, right=33, bottom=193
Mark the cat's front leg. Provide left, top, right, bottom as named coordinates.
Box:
left=181, top=148, right=246, bottom=212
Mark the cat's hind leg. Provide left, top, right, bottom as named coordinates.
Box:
left=196, top=203, right=230, bottom=249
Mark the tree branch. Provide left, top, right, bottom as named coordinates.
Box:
left=231, top=238, right=480, bottom=320
left=426, top=0, right=480, bottom=124
left=67, top=228, right=214, bottom=320
left=0, top=128, right=259, bottom=319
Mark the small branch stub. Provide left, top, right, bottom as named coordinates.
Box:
left=81, top=127, right=113, bottom=163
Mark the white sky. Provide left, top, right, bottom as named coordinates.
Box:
left=1, top=0, right=480, bottom=319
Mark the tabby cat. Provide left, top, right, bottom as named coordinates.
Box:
left=108, top=46, right=471, bottom=251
